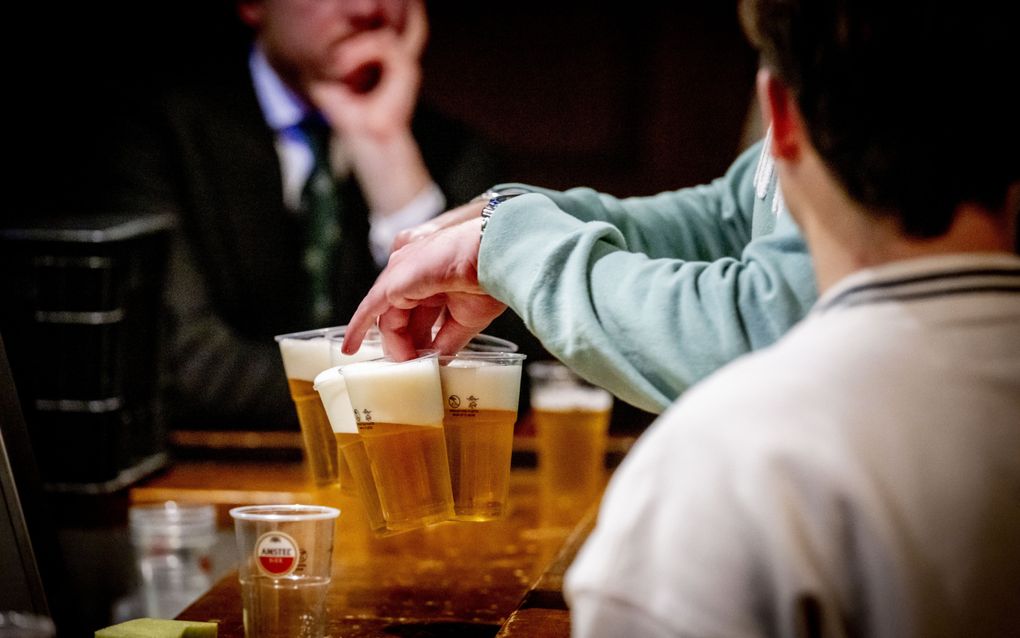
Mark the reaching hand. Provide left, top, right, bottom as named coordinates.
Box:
left=343, top=216, right=508, bottom=361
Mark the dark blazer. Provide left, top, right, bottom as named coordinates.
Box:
left=110, top=56, right=503, bottom=430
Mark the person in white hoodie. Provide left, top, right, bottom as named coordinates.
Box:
left=565, top=1, right=1020, bottom=636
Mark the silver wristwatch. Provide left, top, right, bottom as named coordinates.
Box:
left=477, top=187, right=530, bottom=236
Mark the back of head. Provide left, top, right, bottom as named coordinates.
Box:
left=739, top=1, right=1020, bottom=238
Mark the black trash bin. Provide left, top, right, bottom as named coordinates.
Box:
left=0, top=213, right=174, bottom=493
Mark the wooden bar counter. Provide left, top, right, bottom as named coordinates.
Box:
left=130, top=444, right=612, bottom=637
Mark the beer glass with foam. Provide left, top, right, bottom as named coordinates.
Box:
left=439, top=352, right=525, bottom=521
left=275, top=328, right=340, bottom=490
left=527, top=362, right=613, bottom=517
left=319, top=326, right=384, bottom=500
left=339, top=352, right=454, bottom=531
left=314, top=364, right=391, bottom=537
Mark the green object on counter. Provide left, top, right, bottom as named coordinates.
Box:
left=94, top=618, right=218, bottom=637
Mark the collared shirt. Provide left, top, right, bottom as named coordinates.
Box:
left=751, top=126, right=788, bottom=236
left=248, top=46, right=444, bottom=266
left=566, top=252, right=1020, bottom=637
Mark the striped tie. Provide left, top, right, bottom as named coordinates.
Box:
left=297, top=116, right=341, bottom=326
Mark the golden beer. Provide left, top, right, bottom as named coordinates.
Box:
left=314, top=339, right=392, bottom=535
left=287, top=377, right=340, bottom=489
left=341, top=354, right=454, bottom=531
left=333, top=432, right=390, bottom=535
left=356, top=421, right=453, bottom=529
left=534, top=406, right=611, bottom=506
left=277, top=330, right=342, bottom=489
left=442, top=409, right=518, bottom=520
left=439, top=352, right=525, bottom=521
left=528, top=362, right=613, bottom=519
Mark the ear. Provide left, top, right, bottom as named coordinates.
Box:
left=237, top=0, right=265, bottom=29
left=756, top=67, right=807, bottom=161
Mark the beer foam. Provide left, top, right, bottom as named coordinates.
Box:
left=278, top=337, right=332, bottom=381
left=340, top=357, right=444, bottom=426
left=531, top=384, right=613, bottom=412
left=313, top=367, right=357, bottom=434
left=440, top=360, right=522, bottom=411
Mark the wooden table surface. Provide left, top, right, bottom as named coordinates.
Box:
left=131, top=455, right=604, bottom=637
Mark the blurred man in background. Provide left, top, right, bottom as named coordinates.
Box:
left=109, top=0, right=501, bottom=432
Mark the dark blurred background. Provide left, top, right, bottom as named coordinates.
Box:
left=10, top=1, right=758, bottom=215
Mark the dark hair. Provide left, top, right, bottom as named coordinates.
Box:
left=739, top=1, right=1020, bottom=238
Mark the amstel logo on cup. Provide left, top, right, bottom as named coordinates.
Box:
left=255, top=531, right=299, bottom=577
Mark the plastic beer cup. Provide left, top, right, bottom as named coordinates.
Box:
left=320, top=331, right=519, bottom=533
left=339, top=351, right=454, bottom=531
left=314, top=365, right=391, bottom=537
left=527, top=362, right=613, bottom=518
left=439, top=352, right=525, bottom=521
left=230, top=505, right=339, bottom=638
left=274, top=327, right=342, bottom=490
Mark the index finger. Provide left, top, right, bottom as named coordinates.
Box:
left=342, top=286, right=391, bottom=355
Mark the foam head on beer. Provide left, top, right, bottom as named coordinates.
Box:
left=440, top=356, right=523, bottom=413
left=279, top=335, right=333, bottom=382
left=313, top=337, right=405, bottom=435
left=527, top=361, right=613, bottom=412
left=340, top=354, right=444, bottom=426
left=313, top=367, right=355, bottom=434
left=530, top=383, right=613, bottom=413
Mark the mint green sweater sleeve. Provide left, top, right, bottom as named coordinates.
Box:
left=478, top=142, right=817, bottom=413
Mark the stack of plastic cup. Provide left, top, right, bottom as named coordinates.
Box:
left=129, top=501, right=217, bottom=619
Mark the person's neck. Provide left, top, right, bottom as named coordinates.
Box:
left=783, top=158, right=1016, bottom=294
left=806, top=201, right=1013, bottom=293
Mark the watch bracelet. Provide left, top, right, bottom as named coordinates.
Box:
left=476, top=187, right=530, bottom=236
